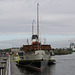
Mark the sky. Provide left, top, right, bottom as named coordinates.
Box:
left=0, top=0, right=75, bottom=49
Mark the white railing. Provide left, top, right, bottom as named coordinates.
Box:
left=5, top=55, right=11, bottom=75
left=5, top=59, right=8, bottom=75
left=8, top=55, right=11, bottom=75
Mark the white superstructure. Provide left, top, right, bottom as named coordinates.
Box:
left=24, top=50, right=50, bottom=61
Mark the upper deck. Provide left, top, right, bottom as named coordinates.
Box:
left=23, top=44, right=51, bottom=52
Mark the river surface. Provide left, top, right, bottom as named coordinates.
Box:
left=17, top=52, right=75, bottom=75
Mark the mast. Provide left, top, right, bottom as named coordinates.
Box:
left=32, top=20, right=34, bottom=35
left=37, top=3, right=39, bottom=42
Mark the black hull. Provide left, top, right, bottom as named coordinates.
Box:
left=17, top=60, right=48, bottom=71
left=48, top=60, right=56, bottom=65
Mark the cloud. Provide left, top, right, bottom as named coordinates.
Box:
left=0, top=0, right=75, bottom=48
left=1, top=0, right=75, bottom=35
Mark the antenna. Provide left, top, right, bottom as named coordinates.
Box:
left=37, top=3, right=39, bottom=42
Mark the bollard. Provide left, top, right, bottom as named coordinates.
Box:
left=1, top=69, right=2, bottom=75
left=0, top=67, right=5, bottom=75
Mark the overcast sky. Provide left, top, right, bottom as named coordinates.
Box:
left=0, top=0, right=75, bottom=49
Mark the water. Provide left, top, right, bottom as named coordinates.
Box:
left=17, top=52, right=75, bottom=75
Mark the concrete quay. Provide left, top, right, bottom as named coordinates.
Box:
left=0, top=57, right=8, bottom=75
left=0, top=55, right=21, bottom=75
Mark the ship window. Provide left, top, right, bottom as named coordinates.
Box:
left=33, top=43, right=41, bottom=46
left=18, top=53, right=23, bottom=56
left=33, top=44, right=38, bottom=46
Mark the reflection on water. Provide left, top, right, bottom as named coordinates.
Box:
left=17, top=62, right=56, bottom=75
left=18, top=65, right=56, bottom=75
left=17, top=53, right=75, bottom=75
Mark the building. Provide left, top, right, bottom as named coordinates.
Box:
left=70, top=43, right=75, bottom=51
left=11, top=47, right=20, bottom=53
